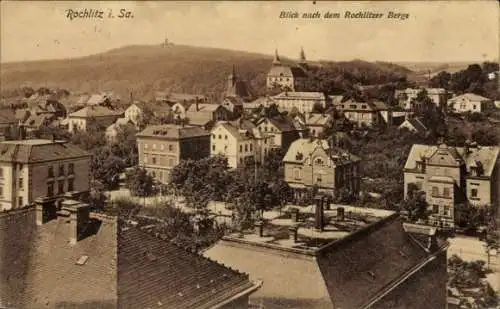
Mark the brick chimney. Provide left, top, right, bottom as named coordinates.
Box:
left=254, top=220, right=264, bottom=237
left=35, top=197, right=57, bottom=226
left=288, top=225, right=298, bottom=243
left=60, top=199, right=91, bottom=244
left=337, top=207, right=345, bottom=221
left=290, top=208, right=300, bottom=223
left=195, top=97, right=200, bottom=112
left=314, top=195, right=324, bottom=232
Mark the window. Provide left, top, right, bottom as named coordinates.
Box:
left=0, top=168, right=3, bottom=178
left=0, top=186, right=3, bottom=197
left=59, top=164, right=65, bottom=176
left=316, top=175, right=322, bottom=183
left=169, top=145, right=174, bottom=151
left=152, top=157, right=157, bottom=165
left=239, top=158, right=243, bottom=164
left=19, top=178, right=23, bottom=189
left=250, top=144, right=253, bottom=151
left=431, top=186, right=438, bottom=196
left=212, top=145, right=216, bottom=151
left=218, top=135, right=222, bottom=139
left=68, top=163, right=74, bottom=175
left=443, top=187, right=450, bottom=197
left=471, top=188, right=478, bottom=197
left=19, top=164, right=24, bottom=170
left=68, top=179, right=74, bottom=191
left=443, top=206, right=450, bottom=216
left=473, top=105, right=476, bottom=110
left=48, top=166, right=54, bottom=178
left=224, top=145, right=228, bottom=151
left=432, top=204, right=439, bottom=213
left=152, top=171, right=156, bottom=177
left=47, top=182, right=54, bottom=197
left=315, top=158, right=324, bottom=166
left=240, top=145, right=243, bottom=153
left=225, top=135, right=228, bottom=140
left=245, top=144, right=248, bottom=152
left=58, top=181, right=64, bottom=194
left=18, top=197, right=23, bottom=207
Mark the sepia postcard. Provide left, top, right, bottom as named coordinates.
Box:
left=0, top=1, right=499, bottom=309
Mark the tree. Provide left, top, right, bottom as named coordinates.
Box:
left=126, top=167, right=155, bottom=197
left=91, top=147, right=126, bottom=190
left=429, top=71, right=451, bottom=89
left=312, top=102, right=325, bottom=113
left=400, top=183, right=429, bottom=222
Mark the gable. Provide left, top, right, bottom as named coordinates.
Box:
left=428, top=148, right=461, bottom=166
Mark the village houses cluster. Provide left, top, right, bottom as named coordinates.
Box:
left=0, top=47, right=499, bottom=309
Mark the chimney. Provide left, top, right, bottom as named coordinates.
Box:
left=290, top=208, right=300, bottom=223
left=427, top=233, right=438, bottom=252
left=314, top=195, right=324, bottom=232
left=337, top=207, right=345, bottom=221
left=288, top=225, right=298, bottom=243
left=18, top=124, right=26, bottom=140
left=35, top=197, right=57, bottom=226
left=196, top=98, right=200, bottom=112
left=60, top=199, right=91, bottom=244
left=254, top=220, right=264, bottom=237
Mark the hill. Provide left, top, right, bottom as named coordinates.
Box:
left=1, top=44, right=414, bottom=101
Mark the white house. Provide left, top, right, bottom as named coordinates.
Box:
left=210, top=121, right=272, bottom=169
left=447, top=93, right=494, bottom=113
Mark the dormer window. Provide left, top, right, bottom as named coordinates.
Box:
left=314, top=157, right=324, bottom=166
left=295, top=152, right=304, bottom=161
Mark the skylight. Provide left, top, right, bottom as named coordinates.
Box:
left=75, top=255, right=89, bottom=265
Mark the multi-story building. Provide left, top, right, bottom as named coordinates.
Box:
left=67, top=105, right=123, bottom=132
left=255, top=116, right=307, bottom=151
left=0, top=139, right=91, bottom=211
left=266, top=48, right=309, bottom=91
left=211, top=121, right=272, bottom=169
left=395, top=88, right=449, bottom=111
left=124, top=101, right=172, bottom=128
left=404, top=142, right=500, bottom=228
left=335, top=100, right=392, bottom=127
left=204, top=203, right=449, bottom=309
left=283, top=138, right=361, bottom=200
left=136, top=124, right=210, bottom=183
left=271, top=91, right=327, bottom=114
left=447, top=93, right=495, bottom=113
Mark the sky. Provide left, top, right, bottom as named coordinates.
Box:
left=1, top=1, right=498, bottom=63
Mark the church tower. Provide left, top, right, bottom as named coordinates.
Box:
left=272, top=49, right=281, bottom=66
left=299, top=46, right=307, bottom=66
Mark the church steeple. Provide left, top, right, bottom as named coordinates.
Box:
left=272, top=49, right=281, bottom=66
left=299, top=46, right=306, bottom=64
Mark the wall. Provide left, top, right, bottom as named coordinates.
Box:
left=466, top=178, right=492, bottom=206
left=0, top=163, right=14, bottom=210
left=219, top=295, right=250, bottom=309
left=138, top=137, right=181, bottom=183
left=211, top=126, right=239, bottom=169
left=403, top=172, right=427, bottom=197
left=30, top=157, right=91, bottom=204
left=370, top=250, right=448, bottom=309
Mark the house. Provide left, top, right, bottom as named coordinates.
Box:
left=0, top=139, right=91, bottom=211
left=136, top=125, right=210, bottom=183
left=283, top=138, right=361, bottom=199
left=221, top=96, right=244, bottom=118
left=105, top=118, right=135, bottom=143
left=210, top=121, right=272, bottom=169
left=204, top=203, right=449, bottom=309
left=124, top=102, right=172, bottom=128
left=335, top=100, right=392, bottom=127
left=398, top=117, right=428, bottom=134
left=266, top=49, right=309, bottom=91
left=67, top=106, right=123, bottom=132
left=0, top=198, right=261, bottom=309
left=225, top=65, right=253, bottom=102
left=296, top=113, right=334, bottom=137
left=395, top=88, right=449, bottom=111
left=403, top=142, right=500, bottom=228
left=171, top=102, right=232, bottom=130
left=271, top=91, right=327, bottom=114
left=243, top=97, right=275, bottom=114
left=255, top=116, right=306, bottom=151
left=22, top=113, right=56, bottom=135
left=447, top=93, right=494, bottom=113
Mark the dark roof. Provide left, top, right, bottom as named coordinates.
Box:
left=0, top=206, right=258, bottom=309
left=257, top=116, right=305, bottom=133
left=69, top=106, right=123, bottom=118
left=267, top=65, right=307, bottom=78
left=204, top=214, right=448, bottom=309
left=0, top=140, right=90, bottom=163
left=137, top=124, right=209, bottom=139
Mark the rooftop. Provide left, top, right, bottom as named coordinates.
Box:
left=0, top=203, right=258, bottom=309
left=0, top=139, right=90, bottom=163
left=273, top=91, right=325, bottom=100
left=137, top=124, right=209, bottom=139
left=223, top=204, right=396, bottom=255
left=69, top=106, right=123, bottom=118
left=283, top=138, right=361, bottom=165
